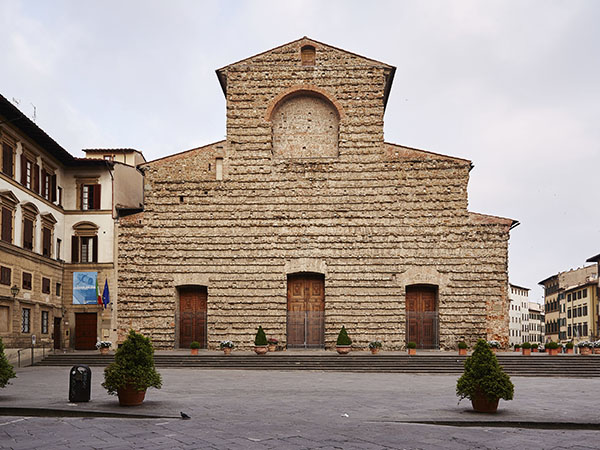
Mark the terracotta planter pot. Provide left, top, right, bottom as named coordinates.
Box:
left=532, top=348, right=538, bottom=352
left=370, top=347, right=380, bottom=355
left=594, top=348, right=600, bottom=355
left=522, top=348, right=531, bottom=356
left=566, top=348, right=574, bottom=354
left=547, top=348, right=559, bottom=356
left=513, top=348, right=520, bottom=352
left=117, top=385, right=147, bottom=406
left=407, top=348, right=416, bottom=355
left=336, top=346, right=351, bottom=355
left=471, top=390, right=499, bottom=413
left=255, top=346, right=268, bottom=355
left=99, top=347, right=109, bottom=355
left=268, top=344, right=277, bottom=352
left=190, top=348, right=199, bottom=355
left=458, top=348, right=467, bottom=356
left=223, top=347, right=232, bottom=355
left=580, top=347, right=592, bottom=355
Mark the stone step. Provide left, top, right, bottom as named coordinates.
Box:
left=35, top=354, right=600, bottom=377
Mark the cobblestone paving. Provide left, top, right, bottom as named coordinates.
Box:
left=1, top=367, right=599, bottom=449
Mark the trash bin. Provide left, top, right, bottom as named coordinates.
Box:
left=69, top=365, right=91, bottom=402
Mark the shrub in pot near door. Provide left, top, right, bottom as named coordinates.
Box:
left=96, top=340, right=112, bottom=355
left=102, top=330, right=162, bottom=406
left=594, top=340, right=600, bottom=354
left=456, top=339, right=514, bottom=413
left=578, top=341, right=593, bottom=355
left=254, top=326, right=268, bottom=355
left=369, top=341, right=382, bottom=355
left=545, top=341, right=559, bottom=356
left=565, top=341, right=574, bottom=354
left=336, top=326, right=352, bottom=354
left=521, top=342, right=531, bottom=356
left=487, top=340, right=500, bottom=353
left=267, top=337, right=279, bottom=352
left=513, top=343, right=520, bottom=352
left=407, top=341, right=417, bottom=355
left=458, top=341, right=468, bottom=356
left=190, top=341, right=201, bottom=355
left=220, top=340, right=234, bottom=355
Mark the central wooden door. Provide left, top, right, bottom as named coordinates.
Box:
left=287, top=273, right=325, bottom=348
left=53, top=317, right=61, bottom=349
left=75, top=313, right=97, bottom=350
left=406, top=285, right=438, bottom=349
left=179, top=286, right=207, bottom=349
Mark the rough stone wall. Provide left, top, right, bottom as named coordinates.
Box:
left=117, top=39, right=512, bottom=350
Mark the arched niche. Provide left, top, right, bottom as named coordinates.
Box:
left=268, top=88, right=341, bottom=159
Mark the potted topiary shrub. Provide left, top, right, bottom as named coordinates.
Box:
left=458, top=341, right=468, bottom=356
left=220, top=340, right=234, bottom=355
left=102, top=330, right=162, bottom=406
left=254, top=326, right=268, bottom=355
left=96, top=340, right=112, bottom=355
left=521, top=342, right=531, bottom=356
left=566, top=341, right=574, bottom=354
left=545, top=341, right=559, bottom=356
left=336, top=326, right=352, bottom=355
left=407, top=341, right=417, bottom=355
left=0, top=337, right=16, bottom=389
left=456, top=339, right=514, bottom=413
left=369, top=341, right=382, bottom=355
left=190, top=341, right=201, bottom=355
left=267, top=337, right=279, bottom=352
left=513, top=343, right=520, bottom=352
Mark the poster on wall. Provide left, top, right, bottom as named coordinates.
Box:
left=73, top=272, right=98, bottom=305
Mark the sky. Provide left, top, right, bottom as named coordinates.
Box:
left=1, top=0, right=599, bottom=302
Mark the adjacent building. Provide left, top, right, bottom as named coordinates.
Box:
left=540, top=265, right=598, bottom=344
left=0, top=94, right=144, bottom=352
left=117, top=37, right=517, bottom=351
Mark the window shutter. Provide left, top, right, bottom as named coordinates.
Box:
left=71, top=236, right=79, bottom=263
left=51, top=174, right=57, bottom=202
left=1, top=208, right=11, bottom=243
left=93, top=184, right=101, bottom=210
left=41, top=169, right=47, bottom=198
left=23, top=219, right=33, bottom=250
left=33, top=163, right=39, bottom=193
left=92, top=235, right=98, bottom=262
left=20, top=154, right=27, bottom=185
left=2, top=144, right=13, bottom=177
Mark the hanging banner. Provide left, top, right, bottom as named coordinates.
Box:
left=73, top=272, right=98, bottom=305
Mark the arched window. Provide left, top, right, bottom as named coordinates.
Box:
left=72, top=221, right=99, bottom=263
left=271, top=93, right=339, bottom=158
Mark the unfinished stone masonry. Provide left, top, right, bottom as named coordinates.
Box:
left=117, top=38, right=515, bottom=350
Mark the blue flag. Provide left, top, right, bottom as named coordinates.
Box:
left=102, top=279, right=110, bottom=309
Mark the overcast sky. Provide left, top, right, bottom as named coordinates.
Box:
left=1, top=0, right=598, bottom=302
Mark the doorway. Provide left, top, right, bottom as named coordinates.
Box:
left=53, top=317, right=61, bottom=349
left=287, top=273, right=325, bottom=348
left=74, top=313, right=97, bottom=350
left=405, top=285, right=439, bottom=349
left=179, top=286, right=207, bottom=349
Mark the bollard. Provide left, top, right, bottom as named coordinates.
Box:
left=69, top=365, right=92, bottom=402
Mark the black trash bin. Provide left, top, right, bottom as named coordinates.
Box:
left=69, top=365, right=91, bottom=402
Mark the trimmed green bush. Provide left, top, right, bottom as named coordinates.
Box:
left=566, top=341, right=574, bottom=349
left=102, top=330, right=162, bottom=395
left=545, top=341, right=559, bottom=350
left=0, top=338, right=16, bottom=388
left=254, top=326, right=268, bottom=346
left=458, top=341, right=468, bottom=350
left=190, top=341, right=201, bottom=349
left=513, top=343, right=521, bottom=349
left=456, top=339, right=514, bottom=404
left=407, top=342, right=417, bottom=349
left=336, top=326, right=352, bottom=346
left=521, top=342, right=531, bottom=349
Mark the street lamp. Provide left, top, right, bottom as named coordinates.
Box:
left=10, top=285, right=19, bottom=298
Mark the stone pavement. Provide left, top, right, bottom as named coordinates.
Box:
left=1, top=366, right=599, bottom=449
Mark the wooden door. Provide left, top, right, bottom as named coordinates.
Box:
left=287, top=274, right=325, bottom=348
left=53, top=317, right=61, bottom=349
left=406, top=286, right=438, bottom=349
left=75, top=313, right=97, bottom=350
left=179, top=286, right=207, bottom=349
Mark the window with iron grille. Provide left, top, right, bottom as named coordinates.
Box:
left=41, top=311, right=48, bottom=334
left=22, top=308, right=30, bottom=333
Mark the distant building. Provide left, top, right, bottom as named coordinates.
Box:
left=508, top=284, right=529, bottom=346
left=528, top=301, right=544, bottom=345
left=539, top=265, right=598, bottom=344
left=0, top=93, right=144, bottom=351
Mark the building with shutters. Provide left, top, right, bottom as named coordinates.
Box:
left=117, top=37, right=517, bottom=351
left=0, top=94, right=144, bottom=355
